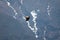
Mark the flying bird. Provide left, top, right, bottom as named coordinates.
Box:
left=25, top=16, right=30, bottom=21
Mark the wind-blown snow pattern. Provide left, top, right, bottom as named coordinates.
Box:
left=6, top=0, right=38, bottom=38
left=43, top=4, right=51, bottom=40
left=26, top=10, right=39, bottom=38
left=1, top=0, right=60, bottom=40
left=20, top=0, right=38, bottom=38
left=21, top=0, right=23, bottom=5
left=42, top=4, right=51, bottom=40
left=6, top=1, right=18, bottom=19
left=43, top=26, right=47, bottom=40
left=47, top=4, right=51, bottom=16
left=24, top=10, right=38, bottom=38
left=31, top=10, right=38, bottom=38
left=6, top=0, right=25, bottom=20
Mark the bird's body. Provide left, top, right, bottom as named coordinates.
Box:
left=25, top=16, right=30, bottom=21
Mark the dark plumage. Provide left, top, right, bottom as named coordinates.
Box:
left=25, top=16, right=30, bottom=21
